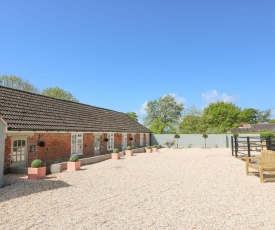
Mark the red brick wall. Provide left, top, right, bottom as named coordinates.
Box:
left=4, top=132, right=150, bottom=172
left=4, top=137, right=11, bottom=174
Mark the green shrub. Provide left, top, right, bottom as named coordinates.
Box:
left=69, top=156, right=79, bottom=162
left=113, top=148, right=119, bottom=153
left=260, top=130, right=275, bottom=138
left=146, top=146, right=151, bottom=149
left=31, top=159, right=44, bottom=168
left=126, top=146, right=132, bottom=150
left=153, top=145, right=157, bottom=148
left=174, top=134, right=180, bottom=138
left=233, top=132, right=239, bottom=137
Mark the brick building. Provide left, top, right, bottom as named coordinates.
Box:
left=0, top=86, right=150, bottom=187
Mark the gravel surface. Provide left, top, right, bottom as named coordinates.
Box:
left=1, top=148, right=275, bottom=230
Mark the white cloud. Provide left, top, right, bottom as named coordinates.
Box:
left=166, top=93, right=185, bottom=104
left=136, top=100, right=148, bottom=124
left=202, top=89, right=236, bottom=106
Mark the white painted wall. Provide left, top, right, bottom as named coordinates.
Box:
left=0, top=120, right=6, bottom=187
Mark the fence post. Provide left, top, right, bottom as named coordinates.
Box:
left=247, top=136, right=251, bottom=157
left=231, top=136, right=234, bottom=156
left=234, top=136, right=238, bottom=157
left=266, top=136, right=271, bottom=150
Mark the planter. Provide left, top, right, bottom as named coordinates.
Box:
left=111, top=152, right=120, bottom=160
left=67, top=161, right=81, bottom=172
left=152, top=147, right=158, bottom=152
left=28, top=166, right=46, bottom=180
left=146, top=149, right=152, bottom=153
left=125, top=150, right=133, bottom=156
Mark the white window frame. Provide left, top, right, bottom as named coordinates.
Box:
left=71, top=133, right=83, bottom=155
left=146, top=133, right=150, bottom=146
left=122, top=133, right=127, bottom=150
left=140, top=133, right=144, bottom=146
left=107, top=133, right=114, bottom=150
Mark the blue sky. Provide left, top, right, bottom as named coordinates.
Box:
left=1, top=0, right=275, bottom=122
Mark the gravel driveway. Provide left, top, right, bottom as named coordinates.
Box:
left=1, top=148, right=275, bottom=230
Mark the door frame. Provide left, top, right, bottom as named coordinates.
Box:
left=10, top=136, right=28, bottom=167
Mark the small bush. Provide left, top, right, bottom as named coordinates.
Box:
left=233, top=132, right=239, bottom=137
left=31, top=159, right=44, bottom=168
left=174, top=134, right=180, bottom=138
left=260, top=130, right=275, bottom=138
left=146, top=146, right=151, bottom=149
left=153, top=145, right=158, bottom=148
left=69, top=156, right=79, bottom=162
left=126, top=146, right=132, bottom=150
left=113, top=148, right=119, bottom=153
left=164, top=140, right=175, bottom=148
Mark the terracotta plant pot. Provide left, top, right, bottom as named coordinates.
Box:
left=28, top=166, right=46, bottom=180
left=125, top=150, right=133, bottom=156
left=67, top=161, right=81, bottom=172
left=146, top=149, right=152, bottom=153
left=152, top=147, right=158, bottom=152
left=111, top=152, right=120, bottom=160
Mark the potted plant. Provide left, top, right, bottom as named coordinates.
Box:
left=152, top=145, right=158, bottom=152
left=67, top=155, right=81, bottom=172
left=146, top=146, right=152, bottom=153
left=112, top=148, right=120, bottom=160
left=125, top=146, right=133, bottom=156
left=28, top=159, right=46, bottom=180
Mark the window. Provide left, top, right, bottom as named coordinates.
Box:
left=71, top=133, right=83, bottom=155
left=146, top=133, right=150, bottom=146
left=140, top=133, right=144, bottom=146
left=122, top=133, right=127, bottom=150
left=107, top=133, right=114, bottom=150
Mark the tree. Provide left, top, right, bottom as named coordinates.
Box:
left=202, top=133, right=208, bottom=148
left=0, top=75, right=39, bottom=93
left=143, top=95, right=184, bottom=134
left=174, top=134, right=180, bottom=148
left=179, top=105, right=205, bottom=134
left=125, top=112, right=138, bottom=121
left=42, top=87, right=79, bottom=102
left=239, top=108, right=271, bottom=124
left=202, top=101, right=241, bottom=133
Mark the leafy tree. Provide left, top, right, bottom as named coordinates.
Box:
left=179, top=106, right=206, bottom=134
left=42, top=87, right=79, bottom=102
left=257, top=110, right=271, bottom=123
left=269, top=119, right=275, bottom=124
left=0, top=75, right=39, bottom=93
left=143, top=95, right=184, bottom=134
left=238, top=108, right=258, bottom=124
left=239, top=108, right=271, bottom=124
left=125, top=112, right=138, bottom=121
left=202, top=101, right=241, bottom=133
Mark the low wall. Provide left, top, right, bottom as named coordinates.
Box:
left=151, top=134, right=260, bottom=148
left=50, top=147, right=146, bottom=174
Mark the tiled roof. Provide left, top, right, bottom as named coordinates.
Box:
left=0, top=86, right=150, bottom=133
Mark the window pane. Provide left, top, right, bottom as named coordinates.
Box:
left=22, top=140, right=26, bottom=146
left=18, top=140, right=21, bottom=147
left=13, top=141, right=17, bottom=147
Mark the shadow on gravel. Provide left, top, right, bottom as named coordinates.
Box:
left=0, top=174, right=71, bottom=203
